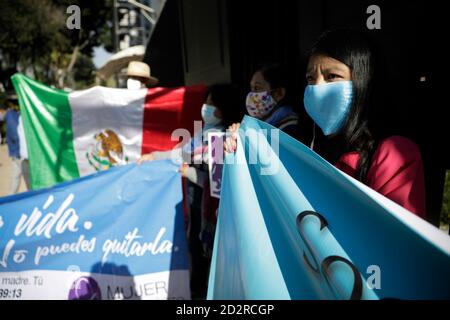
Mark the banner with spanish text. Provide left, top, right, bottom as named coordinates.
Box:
left=0, top=160, right=189, bottom=300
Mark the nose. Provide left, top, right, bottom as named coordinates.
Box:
left=307, top=67, right=326, bottom=85
left=311, top=74, right=326, bottom=85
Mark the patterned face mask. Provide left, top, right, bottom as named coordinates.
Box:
left=245, top=91, right=277, bottom=119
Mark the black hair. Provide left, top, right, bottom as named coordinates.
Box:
left=309, top=29, right=380, bottom=182
left=4, top=98, right=19, bottom=110
left=256, top=63, right=296, bottom=107
left=207, top=83, right=245, bottom=127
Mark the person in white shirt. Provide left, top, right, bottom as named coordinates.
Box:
left=17, top=115, right=31, bottom=190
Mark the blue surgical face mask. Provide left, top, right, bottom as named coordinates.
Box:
left=201, top=103, right=222, bottom=126
left=303, top=81, right=353, bottom=136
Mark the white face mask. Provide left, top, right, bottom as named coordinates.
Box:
left=127, top=78, right=143, bottom=90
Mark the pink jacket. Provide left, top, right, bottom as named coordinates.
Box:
left=335, top=136, right=427, bottom=219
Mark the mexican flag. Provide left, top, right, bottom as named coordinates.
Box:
left=11, top=73, right=205, bottom=190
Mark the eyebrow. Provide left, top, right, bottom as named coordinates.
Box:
left=251, top=81, right=264, bottom=87
left=306, top=66, right=347, bottom=75
left=322, top=67, right=347, bottom=74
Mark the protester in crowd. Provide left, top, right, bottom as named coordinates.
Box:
left=0, top=104, right=6, bottom=144
left=17, top=114, right=31, bottom=190
left=225, top=29, right=426, bottom=218
left=2, top=95, right=26, bottom=194
left=226, top=63, right=301, bottom=143
left=126, top=61, right=159, bottom=89
left=138, top=83, right=244, bottom=298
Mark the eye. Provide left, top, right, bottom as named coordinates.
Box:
left=327, top=73, right=343, bottom=81
left=306, top=75, right=315, bottom=84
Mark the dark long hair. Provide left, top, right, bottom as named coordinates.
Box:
left=309, top=29, right=380, bottom=182
left=207, top=83, right=245, bottom=127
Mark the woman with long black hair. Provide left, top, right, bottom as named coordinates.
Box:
left=226, top=29, right=426, bottom=218
left=305, top=29, right=426, bottom=218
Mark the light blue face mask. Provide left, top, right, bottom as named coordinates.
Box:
left=201, top=103, right=222, bottom=126
left=303, top=81, right=353, bottom=136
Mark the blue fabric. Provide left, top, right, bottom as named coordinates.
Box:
left=264, top=105, right=297, bottom=128
left=5, top=109, right=20, bottom=158
left=0, top=160, right=190, bottom=299
left=207, top=115, right=450, bottom=300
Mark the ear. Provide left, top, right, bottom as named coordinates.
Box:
left=214, top=107, right=223, bottom=120
left=272, top=87, right=286, bottom=103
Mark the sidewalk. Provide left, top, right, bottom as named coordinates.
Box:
left=0, top=143, right=27, bottom=197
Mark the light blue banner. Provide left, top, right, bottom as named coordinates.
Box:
left=0, top=160, right=190, bottom=300
left=208, top=115, right=450, bottom=300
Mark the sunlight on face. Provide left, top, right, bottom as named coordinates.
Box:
left=306, top=54, right=352, bottom=85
